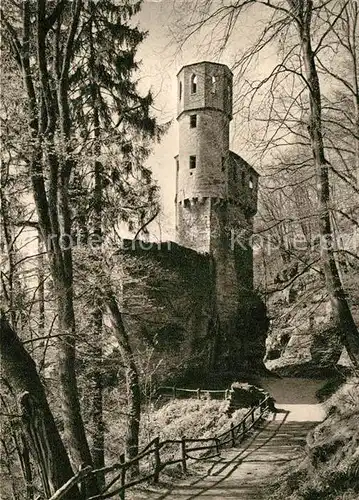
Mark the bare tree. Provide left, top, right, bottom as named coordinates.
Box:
left=175, top=0, right=359, bottom=367
left=1, top=2, right=97, bottom=487
left=0, top=314, right=83, bottom=500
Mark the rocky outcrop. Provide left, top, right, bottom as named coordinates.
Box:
left=271, top=378, right=359, bottom=499
left=119, top=240, right=269, bottom=385
left=263, top=263, right=358, bottom=377
left=226, top=382, right=274, bottom=415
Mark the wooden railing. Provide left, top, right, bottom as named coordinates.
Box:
left=155, top=386, right=230, bottom=400
left=77, top=394, right=271, bottom=500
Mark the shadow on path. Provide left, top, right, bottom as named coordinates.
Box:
left=143, top=411, right=299, bottom=499
left=132, top=379, right=326, bottom=499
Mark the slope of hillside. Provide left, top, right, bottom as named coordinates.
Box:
left=263, top=261, right=359, bottom=378
left=270, top=377, right=359, bottom=499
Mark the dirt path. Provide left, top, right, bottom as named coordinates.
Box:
left=131, top=379, right=326, bottom=499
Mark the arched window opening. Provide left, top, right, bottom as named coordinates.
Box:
left=249, top=176, right=254, bottom=189
left=191, top=74, right=197, bottom=94
left=179, top=81, right=182, bottom=100
left=211, top=75, right=217, bottom=94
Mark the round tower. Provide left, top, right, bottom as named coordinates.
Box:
left=174, top=61, right=266, bottom=376
left=175, top=62, right=233, bottom=253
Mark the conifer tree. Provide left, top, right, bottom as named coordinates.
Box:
left=69, top=0, right=163, bottom=474
left=1, top=0, right=163, bottom=489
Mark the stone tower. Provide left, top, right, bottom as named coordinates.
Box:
left=175, top=61, right=262, bottom=373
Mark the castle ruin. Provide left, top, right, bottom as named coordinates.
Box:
left=121, top=62, right=267, bottom=384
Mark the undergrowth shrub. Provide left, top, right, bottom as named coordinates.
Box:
left=142, top=398, right=250, bottom=442
left=270, top=377, right=359, bottom=500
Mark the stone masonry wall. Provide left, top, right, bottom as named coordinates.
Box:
left=176, top=198, right=211, bottom=253
left=177, top=109, right=229, bottom=201
left=119, top=240, right=268, bottom=384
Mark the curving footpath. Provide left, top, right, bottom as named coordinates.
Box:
left=132, top=378, right=326, bottom=499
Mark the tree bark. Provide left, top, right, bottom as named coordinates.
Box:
left=3, top=3, right=95, bottom=494
left=0, top=314, right=83, bottom=500
left=294, top=0, right=359, bottom=367
left=37, top=234, right=45, bottom=341
left=105, top=294, right=141, bottom=474
left=30, top=4, right=97, bottom=489
left=88, top=5, right=105, bottom=481
left=90, top=305, right=105, bottom=486
left=0, top=174, right=17, bottom=328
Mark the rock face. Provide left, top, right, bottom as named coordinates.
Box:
left=263, top=261, right=358, bottom=377
left=120, top=240, right=268, bottom=385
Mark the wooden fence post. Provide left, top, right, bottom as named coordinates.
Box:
left=242, top=420, right=246, bottom=440
left=197, top=388, right=201, bottom=399
left=173, top=386, right=177, bottom=399
left=119, top=453, right=126, bottom=500
left=181, top=437, right=187, bottom=474
left=230, top=422, right=235, bottom=446
left=215, top=436, right=220, bottom=455
left=153, top=437, right=161, bottom=484
left=261, top=398, right=267, bottom=413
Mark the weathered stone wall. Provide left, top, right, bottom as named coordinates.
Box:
left=120, top=241, right=214, bottom=383
left=176, top=198, right=211, bottom=253
left=208, top=202, right=266, bottom=375
left=228, top=152, right=258, bottom=216
left=119, top=240, right=268, bottom=384
left=177, top=109, right=229, bottom=201
left=177, top=62, right=233, bottom=120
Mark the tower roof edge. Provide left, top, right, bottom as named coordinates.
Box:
left=176, top=61, right=233, bottom=77
left=229, top=150, right=260, bottom=177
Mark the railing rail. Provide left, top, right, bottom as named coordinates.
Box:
left=49, top=394, right=271, bottom=500
left=84, top=394, right=271, bottom=500
left=155, top=386, right=230, bottom=400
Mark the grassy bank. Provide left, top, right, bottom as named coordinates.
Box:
left=141, top=398, right=248, bottom=443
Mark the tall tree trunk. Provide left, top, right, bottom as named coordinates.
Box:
left=105, top=294, right=141, bottom=473
left=90, top=295, right=105, bottom=487
left=37, top=3, right=98, bottom=489
left=90, top=311, right=105, bottom=481
left=0, top=314, right=83, bottom=500
left=90, top=239, right=105, bottom=484
left=88, top=6, right=105, bottom=482
left=37, top=234, right=45, bottom=348
left=32, top=151, right=96, bottom=481
left=31, top=154, right=97, bottom=495
left=3, top=1, right=98, bottom=494
left=0, top=178, right=16, bottom=328
left=296, top=0, right=359, bottom=367
left=348, top=0, right=359, bottom=185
